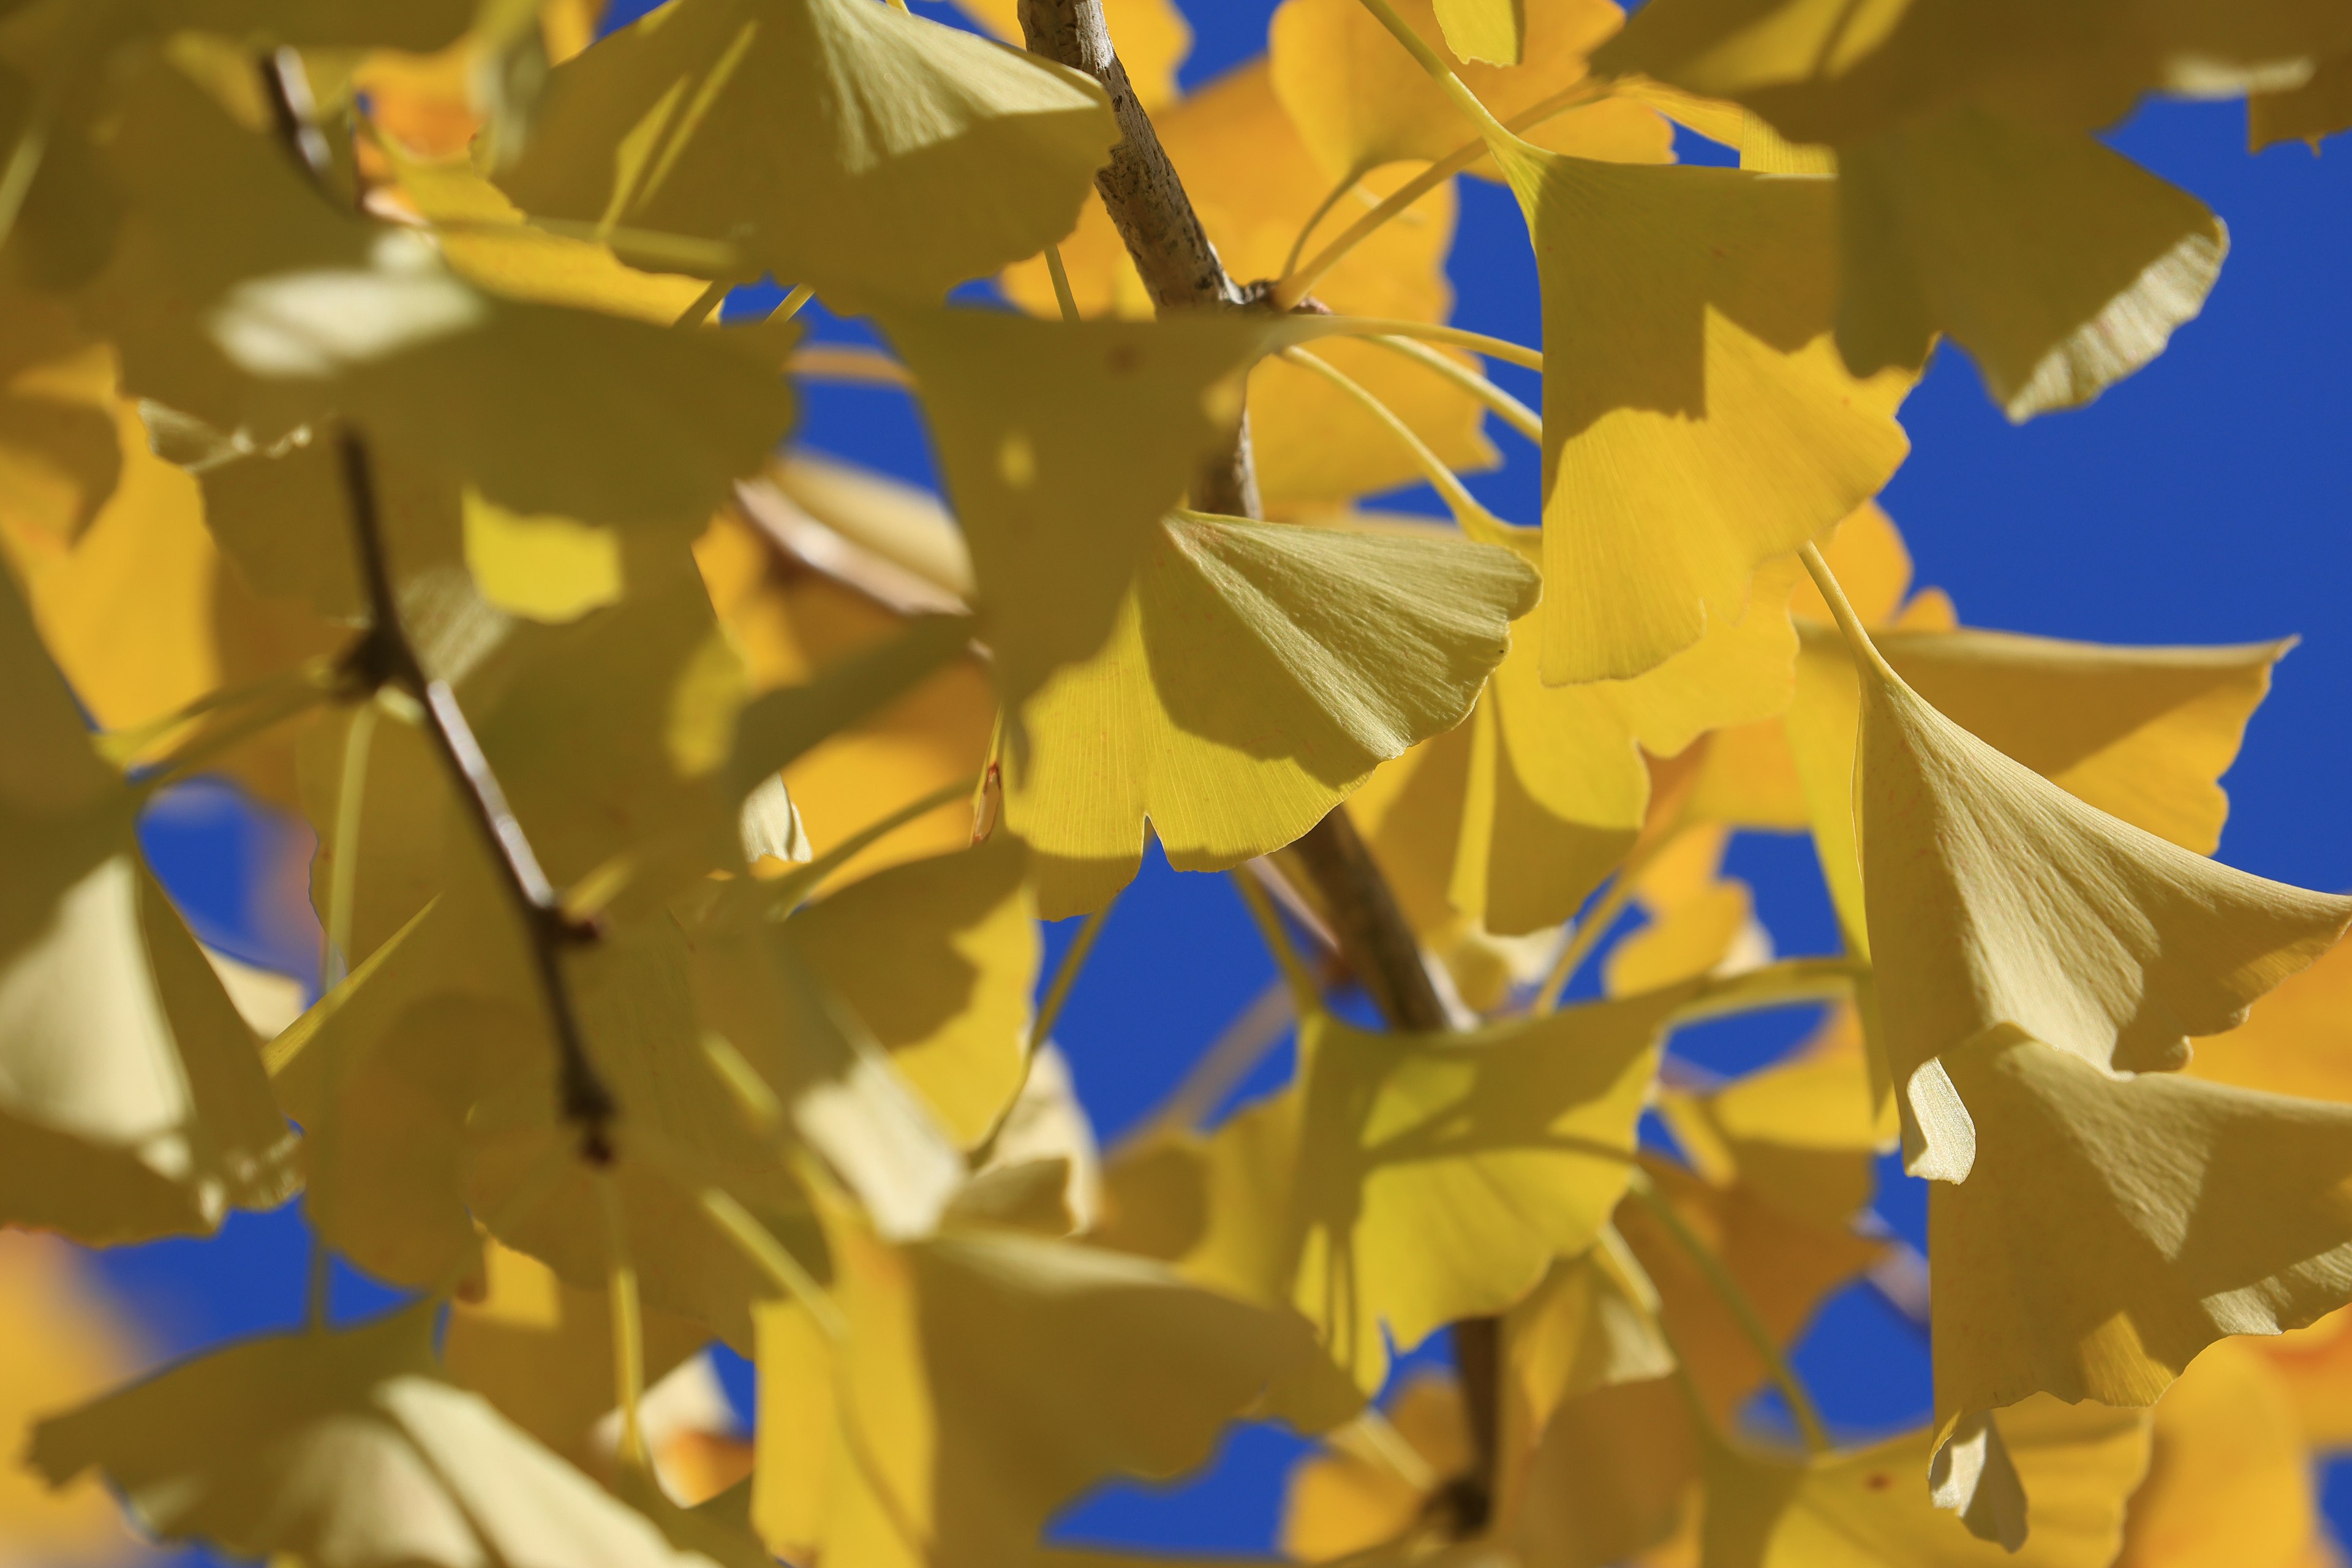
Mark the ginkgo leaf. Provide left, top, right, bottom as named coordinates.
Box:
left=881, top=307, right=1276, bottom=707
left=1000, top=64, right=1498, bottom=511
left=0, top=287, right=120, bottom=549
left=693, top=500, right=994, bottom=890
left=2113, top=1338, right=2326, bottom=1568
left=1594, top=0, right=2352, bottom=146
left=1002, top=510, right=1536, bottom=919
left=1268, top=0, right=1671, bottom=181
left=1849, top=640, right=2352, bottom=1178
left=0, top=1232, right=146, bottom=1566
left=0, top=570, right=296, bottom=1242
left=1698, top=1395, right=2151, bottom=1568
left=165, top=0, right=477, bottom=51
left=2241, top=1305, right=2352, bottom=1450
left=2250, top=50, right=2352, bottom=149
left=497, top=0, right=1118, bottom=307
left=27, top=1306, right=720, bottom=1568
left=751, top=1209, right=1354, bottom=1568
left=1100, top=989, right=1681, bottom=1391
left=88, top=58, right=795, bottom=532
left=1498, top=148, right=1912, bottom=682
left=1836, top=107, right=2226, bottom=421
left=2185, top=935, right=2352, bottom=1104
left=951, top=0, right=1194, bottom=108
left=787, top=838, right=1038, bottom=1149
left=372, top=145, right=711, bottom=325
left=442, top=1241, right=712, bottom=1471
left=1604, top=824, right=1773, bottom=995
left=1355, top=541, right=1796, bottom=938
left=1930, top=1025, right=2352, bottom=1422
left=1280, top=1371, right=1479, bottom=1561
left=1507, top=1374, right=1697, bottom=1565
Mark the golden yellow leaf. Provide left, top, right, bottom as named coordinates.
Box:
left=1510, top=1375, right=1698, bottom=1566
left=1836, top=108, right=2226, bottom=421
left=442, top=1240, right=711, bottom=1472
left=1003, top=64, right=1498, bottom=511
left=2243, top=1305, right=2352, bottom=1451
left=1269, top=0, right=1670, bottom=180
left=1499, top=148, right=1912, bottom=682
left=1698, top=1396, right=2150, bottom=1567
left=1280, top=1372, right=1477, bottom=1561
left=951, top=0, right=1193, bottom=108
left=751, top=1207, right=1352, bottom=1568
left=1101, top=990, right=1680, bottom=1391
left=2187, top=937, right=2352, bottom=1106
left=880, top=307, right=1273, bottom=706
left=88, top=58, right=794, bottom=533
left=0, top=287, right=120, bottom=551
left=0, top=570, right=297, bottom=1242
left=463, top=488, right=626, bottom=624
left=0, top=1232, right=146, bottom=1568
left=28, top=1306, right=717, bottom=1568
left=786, top=837, right=1038, bottom=1148
left=1003, top=511, right=1536, bottom=918
left=497, top=0, right=1118, bottom=306
left=1930, top=1025, right=2352, bottom=1420
left=2114, top=1338, right=2324, bottom=1568
left=2251, top=50, right=2352, bottom=149
left=1354, top=548, right=1797, bottom=938
left=1847, top=636, right=2351, bottom=1178
left=1605, top=826, right=1771, bottom=995
left=1596, top=0, right=2352, bottom=145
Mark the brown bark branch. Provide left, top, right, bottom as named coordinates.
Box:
left=1012, top=1, right=1496, bottom=1521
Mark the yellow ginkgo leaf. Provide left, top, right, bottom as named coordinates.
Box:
left=1280, top=1371, right=1479, bottom=1562
left=2250, top=50, right=2352, bottom=149
left=1269, top=0, right=1671, bottom=181
left=497, top=0, right=1118, bottom=307
left=372, top=143, right=711, bottom=325
left=89, top=58, right=796, bottom=533
left=2243, top=1305, right=2352, bottom=1451
left=1594, top=0, right=2352, bottom=146
left=1604, top=824, right=1771, bottom=995
left=1698, top=1395, right=2151, bottom=1568
left=950, top=0, right=1193, bottom=108
left=1499, top=149, right=1912, bottom=682
left=2185, top=938, right=2352, bottom=1104
left=0, top=287, right=121, bottom=551
left=462, top=488, right=627, bottom=624
left=0, top=1232, right=146, bottom=1568
left=1102, top=989, right=1681, bottom=1391
left=1510, top=1374, right=1697, bottom=1566
left=27, top=1306, right=717, bottom=1568
left=693, top=500, right=994, bottom=891
left=785, top=837, right=1038, bottom=1149
left=0, top=570, right=297, bottom=1243
left=2114, top=1338, right=2324, bottom=1568
left=1848, top=636, right=2352, bottom=1178
left=1001, top=64, right=1498, bottom=511
left=1003, top=510, right=1536, bottom=918
left=1502, top=1241, right=1678, bottom=1440
left=1835, top=107, right=2226, bottom=421
left=442, top=1240, right=712, bottom=1472
left=1930, top=1025, right=2352, bottom=1422
left=751, top=1210, right=1353, bottom=1568
left=1354, top=547, right=1797, bottom=938
left=881, top=307, right=1276, bottom=707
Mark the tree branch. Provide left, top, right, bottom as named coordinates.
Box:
left=336, top=434, right=617, bottom=1162
left=1014, top=0, right=1493, bottom=1518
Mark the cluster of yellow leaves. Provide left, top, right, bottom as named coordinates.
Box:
left=6, top=0, right=2352, bottom=1565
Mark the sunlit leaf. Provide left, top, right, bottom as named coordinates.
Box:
left=1848, top=638, right=2351, bottom=1178
left=497, top=0, right=1118, bottom=307
left=1002, top=510, right=1536, bottom=918
left=0, top=1232, right=146, bottom=1566
left=1496, top=147, right=1912, bottom=682
left=2114, top=1338, right=2326, bottom=1568
left=1101, top=990, right=1680, bottom=1392
left=28, top=1306, right=718, bottom=1568
left=2250, top=50, right=2352, bottom=149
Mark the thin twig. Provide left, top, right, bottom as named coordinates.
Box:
left=334, top=434, right=617, bottom=1159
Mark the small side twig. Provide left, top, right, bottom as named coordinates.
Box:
left=335, top=434, right=617, bottom=1161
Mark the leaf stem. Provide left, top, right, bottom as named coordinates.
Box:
left=785, top=345, right=911, bottom=388
left=1797, top=541, right=1899, bottom=684
left=1670, top=956, right=1864, bottom=1026
left=1624, top=1166, right=1833, bottom=1453
left=1279, top=345, right=1516, bottom=542
left=1272, top=80, right=1605, bottom=309
left=1348, top=0, right=1515, bottom=147
left=1292, top=315, right=1542, bottom=372
left=1533, top=868, right=1640, bottom=1014
left=1044, top=244, right=1082, bottom=323
left=597, top=1169, right=650, bottom=1473
left=698, top=1186, right=845, bottom=1340
left=334, top=432, right=617, bottom=1161
left=1033, top=897, right=1113, bottom=1050
left=1282, top=166, right=1373, bottom=280
left=1368, top=334, right=1541, bottom=442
